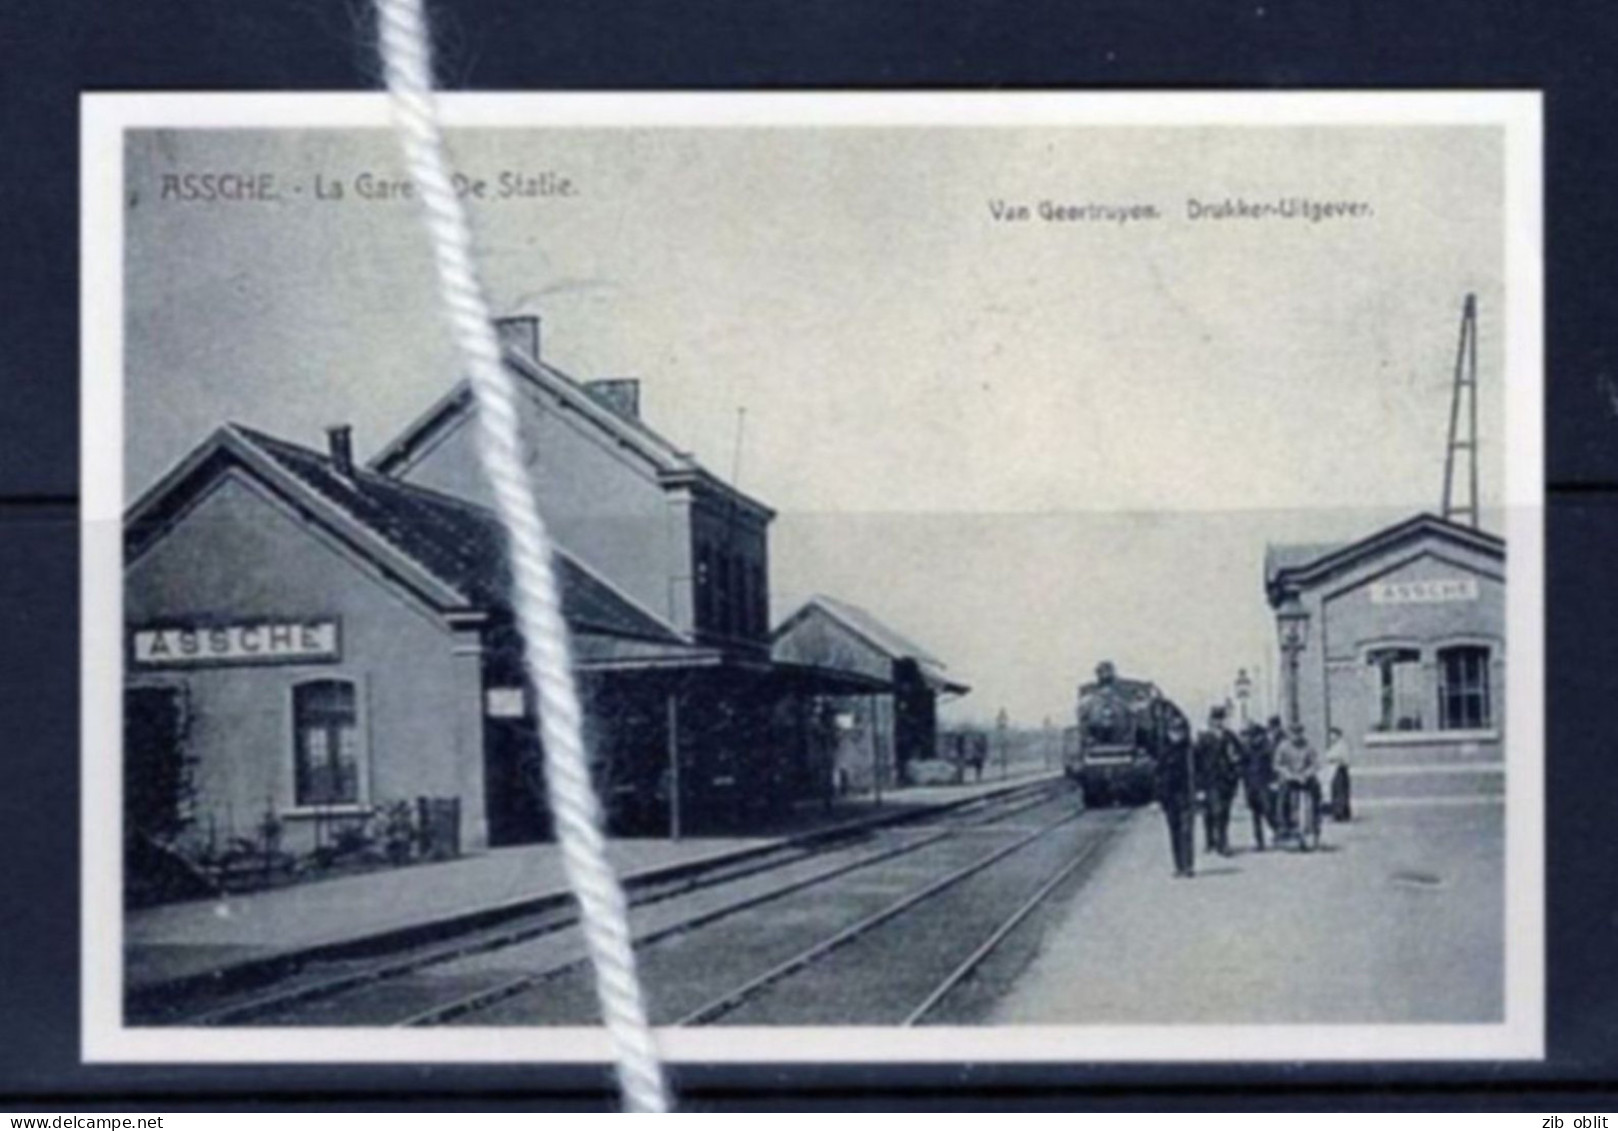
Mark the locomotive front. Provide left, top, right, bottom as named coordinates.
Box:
left=1065, top=662, right=1161, bottom=807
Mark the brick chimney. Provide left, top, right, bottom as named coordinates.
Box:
left=495, top=315, right=541, bottom=361
left=584, top=379, right=641, bottom=421
left=326, top=424, right=354, bottom=476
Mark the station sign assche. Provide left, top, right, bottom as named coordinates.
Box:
left=129, top=618, right=342, bottom=669
left=1368, top=577, right=1480, bottom=605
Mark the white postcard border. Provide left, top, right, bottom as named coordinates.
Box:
left=82, top=90, right=1545, bottom=1065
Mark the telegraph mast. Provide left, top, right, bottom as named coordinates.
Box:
left=1441, top=294, right=1480, bottom=528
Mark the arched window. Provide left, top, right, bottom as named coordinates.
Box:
left=293, top=679, right=359, bottom=806
left=1437, top=645, right=1492, bottom=730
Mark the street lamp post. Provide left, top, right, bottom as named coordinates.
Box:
left=1275, top=594, right=1312, bottom=731
left=1234, top=668, right=1253, bottom=727
left=996, top=708, right=1010, bottom=780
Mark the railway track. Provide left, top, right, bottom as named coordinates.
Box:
left=901, top=822, right=1116, bottom=1026
left=672, top=807, right=1124, bottom=1027
left=671, top=809, right=1114, bottom=1027
left=140, top=777, right=1074, bottom=1027
left=425, top=794, right=1127, bottom=1029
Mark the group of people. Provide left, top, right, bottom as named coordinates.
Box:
left=1152, top=704, right=1351, bottom=879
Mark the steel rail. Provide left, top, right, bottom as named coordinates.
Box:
left=178, top=779, right=1066, bottom=1027
left=673, top=807, right=1088, bottom=1028
left=901, top=821, right=1121, bottom=1026
left=394, top=785, right=1076, bottom=1028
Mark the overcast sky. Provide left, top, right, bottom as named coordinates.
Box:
left=125, top=124, right=1507, bottom=725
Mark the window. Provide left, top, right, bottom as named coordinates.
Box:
left=1437, top=645, right=1492, bottom=730
left=1366, top=647, right=1424, bottom=732
left=293, top=679, right=359, bottom=806
left=750, top=560, right=767, bottom=636
left=715, top=552, right=733, bottom=633
left=729, top=551, right=746, bottom=636
left=696, top=544, right=714, bottom=629
left=734, top=553, right=750, bottom=637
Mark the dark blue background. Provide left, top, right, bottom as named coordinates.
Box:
left=1, top=0, right=1613, bottom=1110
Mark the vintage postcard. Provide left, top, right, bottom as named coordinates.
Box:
left=82, top=92, right=1543, bottom=1064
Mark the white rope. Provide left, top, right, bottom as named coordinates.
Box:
left=374, top=0, right=671, bottom=1111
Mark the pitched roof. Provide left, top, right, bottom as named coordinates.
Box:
left=1262, top=541, right=1348, bottom=586
left=773, top=594, right=970, bottom=695
left=127, top=424, right=688, bottom=645
left=796, top=594, right=943, bottom=666
left=1265, top=512, right=1506, bottom=601
left=367, top=342, right=774, bottom=521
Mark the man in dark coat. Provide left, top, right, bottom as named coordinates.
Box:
left=1263, top=715, right=1287, bottom=832
left=1240, top=720, right=1275, bottom=850
left=1195, top=705, right=1243, bottom=856
left=1153, top=705, right=1198, bottom=878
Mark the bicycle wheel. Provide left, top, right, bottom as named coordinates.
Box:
left=1299, top=786, right=1321, bottom=852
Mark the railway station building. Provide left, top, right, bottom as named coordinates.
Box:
left=370, top=317, right=774, bottom=658
left=772, top=595, right=970, bottom=790
left=1265, top=513, right=1506, bottom=762
left=123, top=316, right=867, bottom=861
left=124, top=422, right=735, bottom=856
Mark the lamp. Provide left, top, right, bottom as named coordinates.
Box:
left=1276, top=593, right=1310, bottom=652
left=1234, top=667, right=1253, bottom=725
left=1275, top=593, right=1311, bottom=730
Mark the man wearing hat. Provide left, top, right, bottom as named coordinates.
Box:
left=1240, top=719, right=1276, bottom=850
left=1153, top=704, right=1199, bottom=878
left=1274, top=722, right=1323, bottom=841
left=1195, top=704, right=1243, bottom=856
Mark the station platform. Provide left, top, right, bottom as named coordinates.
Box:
left=992, top=793, right=1506, bottom=1024
left=124, top=765, right=1061, bottom=1002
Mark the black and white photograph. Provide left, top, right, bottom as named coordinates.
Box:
left=81, top=93, right=1543, bottom=1064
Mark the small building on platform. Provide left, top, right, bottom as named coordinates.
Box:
left=772, top=595, right=970, bottom=790
left=123, top=423, right=731, bottom=858
left=1265, top=513, right=1506, bottom=760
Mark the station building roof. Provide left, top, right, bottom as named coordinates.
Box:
left=126, top=423, right=709, bottom=663
left=773, top=594, right=970, bottom=696
left=1264, top=512, right=1506, bottom=605
left=366, top=319, right=774, bottom=524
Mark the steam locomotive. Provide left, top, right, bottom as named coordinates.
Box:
left=1063, top=661, right=1180, bottom=807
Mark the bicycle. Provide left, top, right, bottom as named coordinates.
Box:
left=1279, top=776, right=1322, bottom=852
